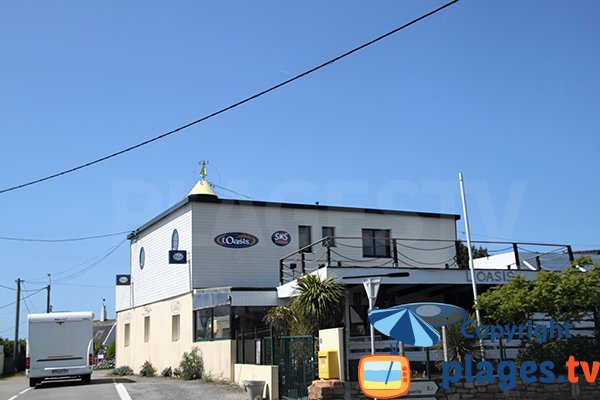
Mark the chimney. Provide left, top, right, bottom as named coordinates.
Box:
left=100, top=298, right=107, bottom=322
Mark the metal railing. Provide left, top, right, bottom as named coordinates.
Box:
left=279, top=236, right=575, bottom=285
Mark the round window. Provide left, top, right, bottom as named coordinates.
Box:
left=139, top=247, right=145, bottom=269
left=171, top=229, right=179, bottom=251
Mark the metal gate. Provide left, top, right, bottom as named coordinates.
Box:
left=264, top=335, right=317, bottom=400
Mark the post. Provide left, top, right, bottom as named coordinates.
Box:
left=441, top=325, right=449, bottom=362
left=363, top=277, right=381, bottom=355
left=300, top=251, right=306, bottom=275
left=270, top=325, right=275, bottom=366
left=512, top=243, right=520, bottom=270
left=326, top=239, right=332, bottom=267
left=392, top=239, right=399, bottom=267
left=566, top=245, right=575, bottom=263
left=425, top=347, right=431, bottom=379
left=46, top=285, right=51, bottom=313
left=455, top=241, right=463, bottom=268
left=279, top=260, right=283, bottom=285
left=459, top=173, right=485, bottom=360
left=14, top=278, right=21, bottom=372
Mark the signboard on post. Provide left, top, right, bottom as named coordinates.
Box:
left=169, top=250, right=187, bottom=264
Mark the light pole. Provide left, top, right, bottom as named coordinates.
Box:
left=362, top=277, right=381, bottom=355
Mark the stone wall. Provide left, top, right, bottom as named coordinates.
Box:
left=346, top=379, right=600, bottom=400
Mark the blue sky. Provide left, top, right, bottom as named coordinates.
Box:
left=1, top=1, right=598, bottom=336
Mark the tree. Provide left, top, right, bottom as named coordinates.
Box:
left=457, top=243, right=488, bottom=268
left=290, top=274, right=346, bottom=335
left=476, top=275, right=534, bottom=324
left=264, top=275, right=346, bottom=336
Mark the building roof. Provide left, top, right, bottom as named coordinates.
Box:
left=128, top=196, right=461, bottom=240
left=93, top=319, right=116, bottom=346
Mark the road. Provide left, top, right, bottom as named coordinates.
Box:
left=0, top=370, right=247, bottom=400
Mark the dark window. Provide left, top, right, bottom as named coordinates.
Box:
left=194, top=306, right=232, bottom=341
left=298, top=225, right=312, bottom=252
left=139, top=247, right=145, bottom=269
left=171, top=229, right=179, bottom=251
left=362, top=229, right=391, bottom=258
left=321, top=226, right=336, bottom=247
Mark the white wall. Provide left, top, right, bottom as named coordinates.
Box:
left=128, top=203, right=192, bottom=308
left=191, top=201, right=457, bottom=288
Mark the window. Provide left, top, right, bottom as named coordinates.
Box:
left=144, top=316, right=150, bottom=343
left=321, top=226, right=336, bottom=247
left=172, top=315, right=180, bottom=342
left=139, top=247, right=145, bottom=269
left=124, top=323, right=130, bottom=347
left=362, top=229, right=391, bottom=258
left=171, top=229, right=179, bottom=251
left=298, top=225, right=312, bottom=252
left=194, top=306, right=232, bottom=341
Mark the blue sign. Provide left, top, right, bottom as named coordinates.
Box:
left=214, top=232, right=259, bottom=248
left=271, top=230, right=291, bottom=246
left=116, top=274, right=131, bottom=286
left=396, top=302, right=469, bottom=327
left=169, top=250, right=187, bottom=264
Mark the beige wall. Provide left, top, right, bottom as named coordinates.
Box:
left=195, top=340, right=235, bottom=381
left=116, top=293, right=236, bottom=381
left=234, top=364, right=279, bottom=400
left=116, top=293, right=195, bottom=372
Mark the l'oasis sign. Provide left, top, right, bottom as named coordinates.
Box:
left=271, top=230, right=291, bottom=246
left=214, top=232, right=259, bottom=248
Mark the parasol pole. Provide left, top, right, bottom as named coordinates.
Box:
left=459, top=172, right=485, bottom=360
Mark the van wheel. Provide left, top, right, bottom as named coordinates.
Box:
left=29, top=378, right=39, bottom=387
left=82, top=374, right=91, bottom=384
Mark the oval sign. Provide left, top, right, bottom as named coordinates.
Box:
left=395, top=302, right=469, bottom=327
left=118, top=276, right=129, bottom=284
left=214, top=232, right=259, bottom=248
left=271, top=230, right=291, bottom=247
left=173, top=252, right=184, bottom=261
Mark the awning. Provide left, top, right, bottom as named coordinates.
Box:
left=193, top=287, right=231, bottom=310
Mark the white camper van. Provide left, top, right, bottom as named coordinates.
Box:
left=26, top=312, right=94, bottom=387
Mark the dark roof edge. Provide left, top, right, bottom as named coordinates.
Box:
left=128, top=198, right=190, bottom=240
left=129, top=196, right=460, bottom=240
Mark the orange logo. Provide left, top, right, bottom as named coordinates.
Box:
left=358, top=354, right=411, bottom=399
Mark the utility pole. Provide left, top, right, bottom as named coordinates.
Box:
left=14, top=278, right=21, bottom=372
left=46, top=273, right=51, bottom=313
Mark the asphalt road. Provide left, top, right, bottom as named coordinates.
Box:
left=0, top=370, right=248, bottom=400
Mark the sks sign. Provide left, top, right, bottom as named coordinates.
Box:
left=214, top=232, right=259, bottom=249
left=271, top=230, right=291, bottom=247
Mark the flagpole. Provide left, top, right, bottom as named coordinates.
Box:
left=459, top=172, right=485, bottom=359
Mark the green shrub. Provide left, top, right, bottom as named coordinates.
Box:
left=161, top=367, right=172, bottom=377
left=106, top=342, right=116, bottom=360
left=173, top=367, right=181, bottom=378
left=139, top=361, right=156, bottom=377
left=178, top=347, right=203, bottom=380
left=112, top=366, right=134, bottom=376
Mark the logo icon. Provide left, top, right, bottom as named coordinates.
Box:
left=116, top=274, right=131, bottom=285
left=168, top=250, right=187, bottom=264
left=271, top=230, right=291, bottom=246
left=359, top=354, right=411, bottom=399
left=214, top=232, right=259, bottom=248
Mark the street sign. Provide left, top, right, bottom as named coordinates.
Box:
left=406, top=380, right=439, bottom=397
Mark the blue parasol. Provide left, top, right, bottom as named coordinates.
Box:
left=368, top=307, right=440, bottom=347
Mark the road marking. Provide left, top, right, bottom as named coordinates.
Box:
left=114, top=382, right=132, bottom=400
left=18, top=389, right=31, bottom=395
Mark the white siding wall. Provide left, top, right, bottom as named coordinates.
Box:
left=192, top=202, right=457, bottom=288
left=128, top=204, right=192, bottom=308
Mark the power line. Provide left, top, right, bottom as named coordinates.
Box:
left=0, top=0, right=460, bottom=195
left=0, top=230, right=131, bottom=243
left=0, top=287, right=46, bottom=311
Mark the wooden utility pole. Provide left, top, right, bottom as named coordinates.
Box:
left=14, top=278, right=21, bottom=372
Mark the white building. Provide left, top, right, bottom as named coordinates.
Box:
left=114, top=168, right=580, bottom=398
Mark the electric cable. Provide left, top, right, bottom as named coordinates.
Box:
left=0, top=230, right=132, bottom=243
left=0, top=0, right=460, bottom=195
